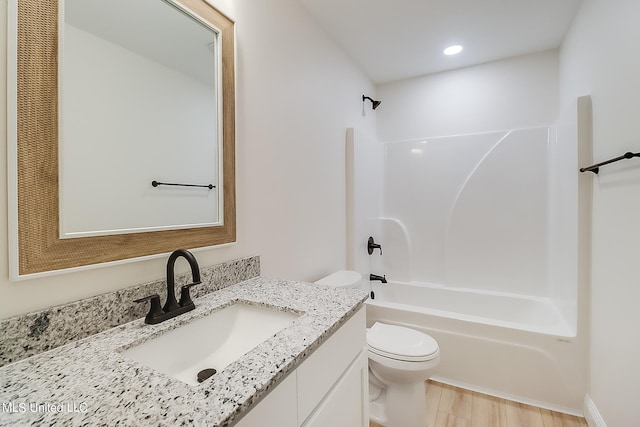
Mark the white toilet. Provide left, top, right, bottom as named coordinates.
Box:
left=314, top=270, right=441, bottom=427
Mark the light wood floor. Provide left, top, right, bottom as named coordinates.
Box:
left=370, top=380, right=588, bottom=427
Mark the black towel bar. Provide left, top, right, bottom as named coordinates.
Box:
left=579, top=151, right=640, bottom=174
left=152, top=180, right=215, bottom=189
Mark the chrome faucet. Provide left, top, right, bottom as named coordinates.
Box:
left=134, top=249, right=201, bottom=324
left=370, top=274, right=387, bottom=284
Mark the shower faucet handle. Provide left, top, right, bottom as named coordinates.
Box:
left=368, top=236, right=382, bottom=255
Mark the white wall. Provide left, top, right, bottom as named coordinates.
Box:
left=377, top=49, right=559, bottom=141
left=0, top=0, right=376, bottom=318
left=560, top=1, right=640, bottom=425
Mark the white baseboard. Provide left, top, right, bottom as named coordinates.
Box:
left=584, top=394, right=607, bottom=427
left=430, top=376, right=583, bottom=417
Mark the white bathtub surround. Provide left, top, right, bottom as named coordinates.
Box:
left=0, top=278, right=368, bottom=426
left=381, top=127, right=568, bottom=302
left=350, top=123, right=580, bottom=324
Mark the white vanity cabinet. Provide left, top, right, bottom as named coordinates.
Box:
left=300, top=351, right=368, bottom=427
left=236, top=307, right=368, bottom=427
left=233, top=372, right=298, bottom=427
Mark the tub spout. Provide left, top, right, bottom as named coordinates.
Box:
left=370, top=274, right=387, bottom=284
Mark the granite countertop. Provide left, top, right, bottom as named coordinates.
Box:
left=0, top=277, right=368, bottom=426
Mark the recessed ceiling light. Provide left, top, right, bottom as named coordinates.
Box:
left=443, top=45, right=463, bottom=56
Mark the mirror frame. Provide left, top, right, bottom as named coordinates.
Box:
left=11, top=0, right=235, bottom=278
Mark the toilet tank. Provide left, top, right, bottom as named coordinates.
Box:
left=314, top=270, right=362, bottom=289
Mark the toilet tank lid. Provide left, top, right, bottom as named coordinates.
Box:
left=314, top=270, right=362, bottom=287
left=367, top=322, right=439, bottom=359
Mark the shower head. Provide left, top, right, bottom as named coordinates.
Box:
left=362, top=95, right=382, bottom=110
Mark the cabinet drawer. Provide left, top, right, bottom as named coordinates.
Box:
left=297, top=307, right=366, bottom=423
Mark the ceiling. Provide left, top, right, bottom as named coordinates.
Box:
left=297, top=0, right=583, bottom=84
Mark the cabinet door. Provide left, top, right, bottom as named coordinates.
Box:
left=297, top=308, right=366, bottom=422
left=301, top=351, right=369, bottom=427
left=235, top=372, right=297, bottom=427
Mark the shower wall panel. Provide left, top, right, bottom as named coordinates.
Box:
left=383, top=128, right=551, bottom=297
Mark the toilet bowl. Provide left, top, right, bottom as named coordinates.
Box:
left=314, top=270, right=441, bottom=427
left=367, top=322, right=440, bottom=426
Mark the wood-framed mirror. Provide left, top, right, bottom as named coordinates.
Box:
left=8, top=0, right=235, bottom=279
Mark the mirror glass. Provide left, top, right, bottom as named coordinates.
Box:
left=60, top=0, right=221, bottom=238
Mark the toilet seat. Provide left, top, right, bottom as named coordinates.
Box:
left=367, top=322, right=439, bottom=362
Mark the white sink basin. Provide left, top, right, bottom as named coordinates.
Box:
left=121, top=302, right=300, bottom=386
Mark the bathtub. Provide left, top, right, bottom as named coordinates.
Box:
left=368, top=281, right=574, bottom=337
left=364, top=281, right=587, bottom=415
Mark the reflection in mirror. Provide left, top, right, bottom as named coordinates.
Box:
left=61, top=0, right=221, bottom=238
left=9, top=0, right=235, bottom=279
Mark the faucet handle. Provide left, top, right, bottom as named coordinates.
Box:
left=134, top=294, right=164, bottom=324
left=179, top=283, right=199, bottom=308
left=367, top=236, right=382, bottom=255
